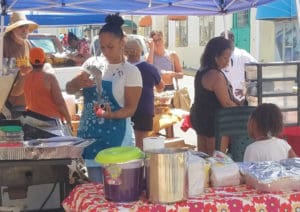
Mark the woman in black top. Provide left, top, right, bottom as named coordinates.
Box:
left=190, top=36, right=241, bottom=156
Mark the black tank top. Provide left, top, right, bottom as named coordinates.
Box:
left=190, top=68, right=234, bottom=137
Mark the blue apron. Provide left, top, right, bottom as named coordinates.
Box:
left=78, top=81, right=128, bottom=159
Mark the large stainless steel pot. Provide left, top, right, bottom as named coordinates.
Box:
left=146, top=148, right=188, bottom=203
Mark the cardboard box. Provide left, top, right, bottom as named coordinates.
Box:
left=164, top=137, right=196, bottom=150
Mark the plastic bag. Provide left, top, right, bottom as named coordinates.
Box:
left=208, top=151, right=241, bottom=187
left=188, top=151, right=211, bottom=197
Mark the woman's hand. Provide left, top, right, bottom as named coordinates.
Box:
left=234, top=89, right=244, bottom=98
left=94, top=102, right=113, bottom=119
left=147, top=38, right=155, bottom=51
left=66, top=71, right=94, bottom=94
left=74, top=72, right=94, bottom=89
left=77, top=72, right=94, bottom=88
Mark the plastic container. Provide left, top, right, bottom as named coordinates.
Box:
left=0, top=125, right=24, bottom=147
left=95, top=146, right=145, bottom=202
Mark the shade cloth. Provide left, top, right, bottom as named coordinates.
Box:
left=1, top=0, right=276, bottom=16
left=256, top=0, right=296, bottom=20
left=3, top=14, right=106, bottom=27
left=62, top=183, right=300, bottom=211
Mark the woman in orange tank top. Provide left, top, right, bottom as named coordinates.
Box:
left=24, top=47, right=71, bottom=125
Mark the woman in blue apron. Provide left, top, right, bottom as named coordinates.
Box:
left=66, top=14, right=142, bottom=182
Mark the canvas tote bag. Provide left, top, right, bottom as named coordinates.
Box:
left=172, top=78, right=191, bottom=111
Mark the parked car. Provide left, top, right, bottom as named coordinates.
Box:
left=90, top=34, right=149, bottom=60
left=28, top=33, right=64, bottom=54
left=28, top=33, right=75, bottom=67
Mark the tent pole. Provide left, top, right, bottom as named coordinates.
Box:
left=131, top=15, right=134, bottom=33
left=223, top=14, right=228, bottom=38
left=296, top=0, right=300, bottom=27
left=0, top=0, right=5, bottom=73
left=256, top=19, right=260, bottom=60
left=0, top=15, right=4, bottom=72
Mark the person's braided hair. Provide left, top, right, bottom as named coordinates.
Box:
left=99, top=13, right=125, bottom=39
left=250, top=103, right=283, bottom=137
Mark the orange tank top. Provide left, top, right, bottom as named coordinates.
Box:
left=24, top=71, right=62, bottom=119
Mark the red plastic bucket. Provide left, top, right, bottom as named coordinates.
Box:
left=282, top=126, right=300, bottom=156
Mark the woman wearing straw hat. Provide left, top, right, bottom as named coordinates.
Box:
left=3, top=12, right=38, bottom=118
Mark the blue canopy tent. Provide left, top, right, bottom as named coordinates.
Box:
left=0, top=0, right=277, bottom=66
left=3, top=14, right=106, bottom=26
left=256, top=0, right=296, bottom=20
left=0, top=0, right=279, bottom=113
left=1, top=0, right=276, bottom=16
left=0, top=0, right=278, bottom=38
left=0, top=0, right=278, bottom=32
left=256, top=0, right=300, bottom=32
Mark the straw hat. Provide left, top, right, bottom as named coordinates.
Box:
left=5, top=12, right=38, bottom=34
left=30, top=47, right=46, bottom=65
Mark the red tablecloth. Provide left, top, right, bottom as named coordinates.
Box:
left=62, top=183, right=300, bottom=212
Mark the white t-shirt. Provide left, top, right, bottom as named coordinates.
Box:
left=82, top=56, right=142, bottom=107
left=82, top=56, right=142, bottom=168
left=223, top=47, right=257, bottom=97
left=243, top=137, right=292, bottom=162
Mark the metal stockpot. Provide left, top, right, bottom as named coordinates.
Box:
left=145, top=148, right=188, bottom=204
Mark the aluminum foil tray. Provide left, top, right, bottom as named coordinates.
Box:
left=0, top=139, right=94, bottom=160
left=239, top=158, right=300, bottom=192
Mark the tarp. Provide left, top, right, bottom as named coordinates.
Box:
left=256, top=0, right=296, bottom=20
left=1, top=0, right=276, bottom=16
left=3, top=14, right=106, bottom=26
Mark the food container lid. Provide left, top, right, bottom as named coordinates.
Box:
left=0, top=125, right=22, bottom=132
left=95, top=146, right=144, bottom=164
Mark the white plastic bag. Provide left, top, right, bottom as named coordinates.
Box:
left=209, top=151, right=241, bottom=187
left=188, top=151, right=210, bottom=197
